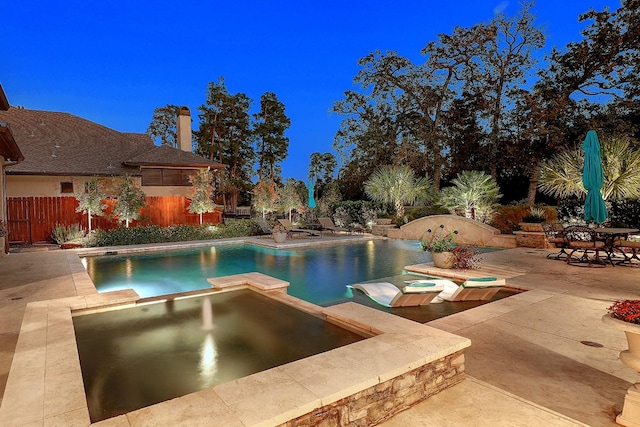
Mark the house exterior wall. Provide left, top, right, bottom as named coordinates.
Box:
left=138, top=185, right=191, bottom=197
left=1, top=155, right=6, bottom=256
left=6, top=175, right=191, bottom=197
left=6, top=175, right=82, bottom=197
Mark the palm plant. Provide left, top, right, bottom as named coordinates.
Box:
left=439, top=171, right=502, bottom=222
left=538, top=135, right=640, bottom=201
left=364, top=165, right=432, bottom=221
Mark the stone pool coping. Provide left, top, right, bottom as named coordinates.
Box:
left=74, top=233, right=381, bottom=258
left=0, top=270, right=470, bottom=426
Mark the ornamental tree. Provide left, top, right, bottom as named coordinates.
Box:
left=74, top=178, right=107, bottom=231
left=188, top=169, right=217, bottom=225
left=252, top=180, right=280, bottom=219
left=113, top=176, right=146, bottom=228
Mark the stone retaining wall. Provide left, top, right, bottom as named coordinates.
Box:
left=282, top=351, right=466, bottom=427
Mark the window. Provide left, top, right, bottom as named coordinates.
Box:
left=141, top=169, right=162, bottom=186
left=60, top=182, right=74, bottom=194
left=141, top=168, right=197, bottom=186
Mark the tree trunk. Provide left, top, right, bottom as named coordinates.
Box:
left=527, top=168, right=540, bottom=206
left=395, top=201, right=405, bottom=221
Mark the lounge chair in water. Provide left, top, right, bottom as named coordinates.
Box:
left=318, top=217, right=350, bottom=234
left=348, top=280, right=452, bottom=307
left=277, top=219, right=320, bottom=238
left=432, top=277, right=506, bottom=302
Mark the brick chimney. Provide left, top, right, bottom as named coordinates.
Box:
left=176, top=106, right=192, bottom=152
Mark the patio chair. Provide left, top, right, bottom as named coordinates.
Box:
left=543, top=222, right=569, bottom=260
left=563, top=225, right=607, bottom=267
left=432, top=277, right=506, bottom=302
left=318, top=217, right=350, bottom=234
left=348, top=280, right=449, bottom=307
left=255, top=217, right=275, bottom=239
left=615, top=236, right=640, bottom=267
left=277, top=219, right=320, bottom=239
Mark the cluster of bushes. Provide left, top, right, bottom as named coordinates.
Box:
left=609, top=199, right=640, bottom=228
left=53, top=198, right=640, bottom=248
left=330, top=200, right=384, bottom=228
left=489, top=203, right=558, bottom=234
left=83, top=219, right=261, bottom=247
left=52, top=223, right=86, bottom=244
left=558, top=198, right=640, bottom=228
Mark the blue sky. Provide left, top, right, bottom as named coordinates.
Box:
left=2, top=1, right=619, bottom=180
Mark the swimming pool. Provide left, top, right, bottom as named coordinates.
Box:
left=84, top=240, right=432, bottom=304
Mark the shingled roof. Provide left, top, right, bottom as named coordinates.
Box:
left=0, top=108, right=222, bottom=176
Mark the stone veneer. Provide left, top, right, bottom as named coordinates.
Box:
left=514, top=231, right=549, bottom=248
left=283, top=351, right=465, bottom=426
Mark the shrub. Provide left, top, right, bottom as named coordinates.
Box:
left=83, top=220, right=261, bottom=247
left=522, top=206, right=547, bottom=223
left=557, top=199, right=587, bottom=226
left=490, top=205, right=557, bottom=234
left=452, top=246, right=482, bottom=270
left=52, top=223, right=86, bottom=244
left=405, top=205, right=448, bottom=222
left=609, top=199, right=640, bottom=228
left=330, top=200, right=384, bottom=229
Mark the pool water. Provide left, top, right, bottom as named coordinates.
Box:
left=84, top=240, right=432, bottom=304
left=73, top=289, right=365, bottom=422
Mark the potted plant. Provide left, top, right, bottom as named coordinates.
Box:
left=421, top=225, right=458, bottom=269
left=602, top=300, right=640, bottom=426
left=272, top=223, right=288, bottom=243
left=519, top=206, right=547, bottom=232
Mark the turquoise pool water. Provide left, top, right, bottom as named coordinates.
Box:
left=84, top=240, right=433, bottom=305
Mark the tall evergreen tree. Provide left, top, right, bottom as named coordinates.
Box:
left=196, top=78, right=254, bottom=208
left=146, top=105, right=180, bottom=147
left=253, top=92, right=291, bottom=182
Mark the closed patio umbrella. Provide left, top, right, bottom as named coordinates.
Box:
left=308, top=180, right=317, bottom=208
left=582, top=130, right=608, bottom=224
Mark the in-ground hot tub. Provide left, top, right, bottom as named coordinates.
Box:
left=73, top=289, right=365, bottom=422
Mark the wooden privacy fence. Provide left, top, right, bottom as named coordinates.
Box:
left=6, top=196, right=223, bottom=244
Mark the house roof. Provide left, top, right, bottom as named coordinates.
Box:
left=0, top=108, right=222, bottom=177
left=124, top=145, right=225, bottom=168
left=0, top=123, right=25, bottom=163
left=0, top=86, right=9, bottom=111
left=0, top=85, right=25, bottom=164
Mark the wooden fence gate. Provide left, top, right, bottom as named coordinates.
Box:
left=6, top=196, right=223, bottom=244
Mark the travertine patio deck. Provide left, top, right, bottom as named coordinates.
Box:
left=0, top=237, right=638, bottom=426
